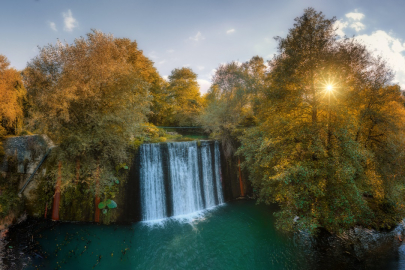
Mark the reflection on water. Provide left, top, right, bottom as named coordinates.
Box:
left=22, top=201, right=405, bottom=270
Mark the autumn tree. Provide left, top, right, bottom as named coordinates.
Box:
left=23, top=30, right=152, bottom=198
left=241, top=8, right=405, bottom=233
left=113, top=38, right=169, bottom=126
left=147, top=76, right=170, bottom=126
left=203, top=8, right=405, bottom=233
left=165, top=67, right=204, bottom=126
left=0, top=55, right=26, bottom=137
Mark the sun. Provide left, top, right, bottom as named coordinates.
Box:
left=326, top=85, right=333, bottom=91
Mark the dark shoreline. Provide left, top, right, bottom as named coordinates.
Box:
left=1, top=217, right=56, bottom=270
left=0, top=217, right=135, bottom=270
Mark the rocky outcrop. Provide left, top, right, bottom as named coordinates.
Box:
left=0, top=135, right=54, bottom=199
left=295, top=223, right=405, bottom=269
left=1, top=135, right=53, bottom=174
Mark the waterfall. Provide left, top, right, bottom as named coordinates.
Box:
left=139, top=141, right=224, bottom=221
left=139, top=144, right=166, bottom=221
left=200, top=142, right=216, bottom=208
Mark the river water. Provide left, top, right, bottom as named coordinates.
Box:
left=11, top=200, right=401, bottom=270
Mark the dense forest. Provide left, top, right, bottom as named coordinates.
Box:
left=1, top=8, right=404, bottom=234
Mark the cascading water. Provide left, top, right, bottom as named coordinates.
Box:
left=200, top=143, right=217, bottom=208
left=139, top=141, right=224, bottom=221
left=139, top=144, right=167, bottom=221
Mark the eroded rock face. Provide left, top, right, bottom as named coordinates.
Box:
left=1, top=135, right=53, bottom=175
left=294, top=221, right=405, bottom=269
left=0, top=135, right=54, bottom=202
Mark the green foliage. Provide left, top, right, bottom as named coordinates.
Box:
left=0, top=173, right=24, bottom=219
left=98, top=202, right=106, bottom=209
left=115, top=164, right=129, bottom=173
left=204, top=8, right=405, bottom=234
left=98, top=199, right=117, bottom=210
left=130, top=123, right=172, bottom=145
left=107, top=199, right=117, bottom=209
left=200, top=57, right=266, bottom=158
left=59, top=183, right=94, bottom=221
left=28, top=166, right=56, bottom=218
left=164, top=67, right=204, bottom=126
left=129, top=138, right=144, bottom=150
left=0, top=154, right=24, bottom=219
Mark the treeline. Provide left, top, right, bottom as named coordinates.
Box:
left=1, top=8, right=405, bottom=232
left=200, top=8, right=405, bottom=233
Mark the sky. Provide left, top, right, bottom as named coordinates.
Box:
left=1, top=0, right=404, bottom=94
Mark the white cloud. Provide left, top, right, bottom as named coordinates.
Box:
left=197, top=66, right=205, bottom=71
left=148, top=51, right=159, bottom=59
left=197, top=79, right=211, bottom=95
left=334, top=20, right=349, bottom=37
left=158, top=60, right=166, bottom=65
left=189, top=31, right=205, bottom=42
left=62, top=9, right=78, bottom=32
left=336, top=10, right=405, bottom=88
left=48, top=21, right=57, bottom=32
left=350, top=21, right=365, bottom=32
left=345, top=10, right=365, bottom=21
left=264, top=37, right=273, bottom=43
left=167, top=49, right=175, bottom=53
left=226, top=29, right=235, bottom=34
left=264, top=61, right=271, bottom=72
left=210, top=69, right=217, bottom=79
left=355, top=30, right=405, bottom=88
left=163, top=75, right=169, bottom=81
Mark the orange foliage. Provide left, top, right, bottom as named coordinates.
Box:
left=0, top=55, right=26, bottom=136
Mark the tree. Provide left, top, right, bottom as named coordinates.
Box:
left=201, top=8, right=405, bottom=233
left=147, top=76, right=170, bottom=126
left=200, top=57, right=267, bottom=157
left=0, top=55, right=26, bottom=137
left=113, top=38, right=169, bottom=126
left=239, top=8, right=405, bottom=233
left=165, top=67, right=203, bottom=126
left=23, top=30, right=151, bottom=194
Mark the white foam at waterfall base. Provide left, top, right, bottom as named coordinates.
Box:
left=141, top=203, right=226, bottom=228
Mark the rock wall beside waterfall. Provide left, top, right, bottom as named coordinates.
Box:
left=220, top=148, right=252, bottom=201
